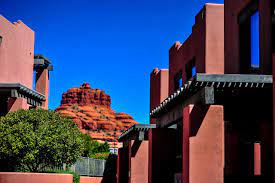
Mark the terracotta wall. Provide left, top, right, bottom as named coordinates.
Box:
left=0, top=172, right=72, bottom=183
left=0, top=15, right=35, bottom=111
left=224, top=0, right=272, bottom=74
left=168, top=4, right=224, bottom=95
left=150, top=68, right=169, bottom=112
left=35, top=69, right=49, bottom=109
left=0, top=16, right=34, bottom=89
left=188, top=105, right=224, bottom=183
left=80, top=176, right=102, bottom=183
left=130, top=140, right=149, bottom=183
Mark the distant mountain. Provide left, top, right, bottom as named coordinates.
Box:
left=56, top=83, right=138, bottom=142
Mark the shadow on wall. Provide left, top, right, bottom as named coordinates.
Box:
left=101, top=154, right=117, bottom=183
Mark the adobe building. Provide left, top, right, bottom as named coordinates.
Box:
left=150, top=3, right=225, bottom=183
left=117, top=1, right=275, bottom=183
left=0, top=15, right=53, bottom=116
left=224, top=0, right=275, bottom=182
left=117, top=3, right=225, bottom=183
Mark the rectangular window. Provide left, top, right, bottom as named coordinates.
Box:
left=272, top=2, right=275, bottom=53
left=239, top=1, right=260, bottom=73
left=174, top=71, right=182, bottom=91
left=32, top=71, right=37, bottom=90
left=250, top=11, right=260, bottom=68
left=186, top=58, right=196, bottom=79
left=192, top=65, right=196, bottom=77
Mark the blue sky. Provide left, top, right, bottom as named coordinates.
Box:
left=1, top=0, right=223, bottom=124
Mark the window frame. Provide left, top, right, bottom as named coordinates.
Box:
left=238, top=0, right=261, bottom=74
left=186, top=58, right=196, bottom=80
left=174, top=71, right=183, bottom=91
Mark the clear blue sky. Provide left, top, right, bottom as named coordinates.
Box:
left=1, top=0, right=223, bottom=124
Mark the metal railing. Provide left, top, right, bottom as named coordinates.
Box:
left=70, top=157, right=106, bottom=177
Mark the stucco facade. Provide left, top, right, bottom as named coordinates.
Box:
left=0, top=15, right=52, bottom=114
left=117, top=0, right=275, bottom=183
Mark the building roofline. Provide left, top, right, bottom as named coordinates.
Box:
left=150, top=74, right=272, bottom=118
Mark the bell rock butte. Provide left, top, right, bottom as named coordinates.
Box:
left=56, top=83, right=138, bottom=142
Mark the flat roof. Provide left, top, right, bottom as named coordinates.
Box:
left=150, top=74, right=272, bottom=118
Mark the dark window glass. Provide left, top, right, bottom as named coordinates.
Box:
left=192, top=66, right=196, bottom=77
left=239, top=1, right=260, bottom=74
left=186, top=58, right=196, bottom=79
left=250, top=11, right=260, bottom=68
left=32, top=71, right=36, bottom=90
left=272, top=2, right=275, bottom=53
left=174, top=71, right=182, bottom=91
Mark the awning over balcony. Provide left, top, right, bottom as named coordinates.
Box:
left=118, top=124, right=156, bottom=142
left=150, top=74, right=272, bottom=118
left=0, top=83, right=46, bottom=106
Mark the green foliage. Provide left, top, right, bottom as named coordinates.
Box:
left=90, top=152, right=110, bottom=160
left=81, top=134, right=110, bottom=159
left=0, top=109, right=84, bottom=172
left=42, top=169, right=80, bottom=183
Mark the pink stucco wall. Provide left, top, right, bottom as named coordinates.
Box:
left=130, top=140, right=149, bottom=183
left=0, top=172, right=73, bottom=183
left=80, top=176, right=102, bottom=183
left=189, top=105, right=224, bottom=183
left=36, top=69, right=49, bottom=109
left=0, top=15, right=34, bottom=88
left=168, top=4, right=224, bottom=95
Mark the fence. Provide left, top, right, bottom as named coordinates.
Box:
left=71, top=157, right=106, bottom=177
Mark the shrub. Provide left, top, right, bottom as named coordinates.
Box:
left=0, top=109, right=84, bottom=172
left=90, top=152, right=110, bottom=160
left=81, top=134, right=110, bottom=159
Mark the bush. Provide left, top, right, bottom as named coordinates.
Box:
left=90, top=152, right=110, bottom=160
left=0, top=109, right=84, bottom=172
left=42, top=169, right=80, bottom=183
left=81, top=134, right=110, bottom=159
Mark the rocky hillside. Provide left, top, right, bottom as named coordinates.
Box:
left=56, top=83, right=138, bottom=142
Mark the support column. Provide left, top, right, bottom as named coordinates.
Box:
left=148, top=129, right=153, bottom=183
left=35, top=69, right=49, bottom=109
left=272, top=53, right=275, bottom=183
left=182, top=105, right=190, bottom=183
left=130, top=140, right=149, bottom=183
left=254, top=142, right=261, bottom=176
left=183, top=105, right=224, bottom=183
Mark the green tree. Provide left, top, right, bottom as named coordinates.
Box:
left=81, top=134, right=110, bottom=158
left=0, top=109, right=84, bottom=172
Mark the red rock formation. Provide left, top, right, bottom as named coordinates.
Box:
left=56, top=83, right=138, bottom=142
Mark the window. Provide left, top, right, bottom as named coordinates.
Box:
left=186, top=58, right=196, bottom=79
left=239, top=1, right=260, bottom=73
left=272, top=1, right=275, bottom=52
left=192, top=65, right=196, bottom=77
left=32, top=71, right=37, bottom=90
left=250, top=11, right=260, bottom=68
left=174, top=71, right=182, bottom=91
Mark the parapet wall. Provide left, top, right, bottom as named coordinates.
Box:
left=0, top=172, right=73, bottom=183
